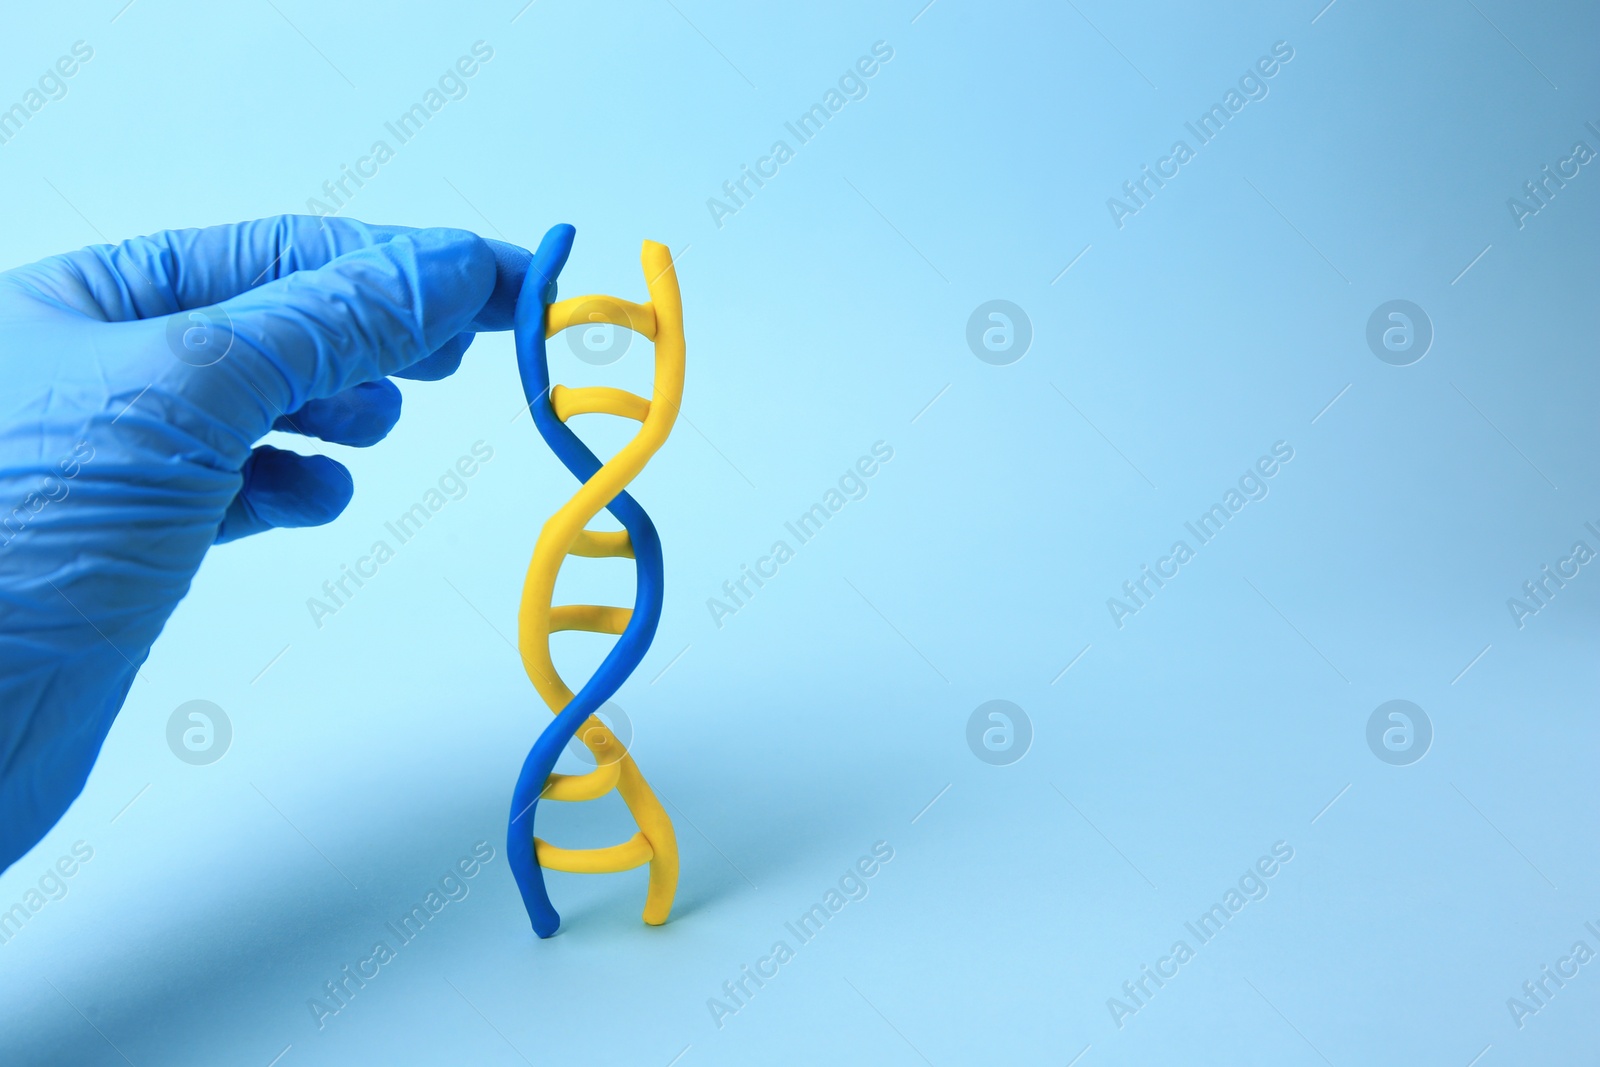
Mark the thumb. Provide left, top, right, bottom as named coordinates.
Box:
left=176, top=228, right=494, bottom=441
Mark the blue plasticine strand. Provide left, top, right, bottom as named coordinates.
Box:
left=505, top=224, right=667, bottom=938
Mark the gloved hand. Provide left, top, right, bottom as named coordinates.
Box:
left=0, top=215, right=532, bottom=873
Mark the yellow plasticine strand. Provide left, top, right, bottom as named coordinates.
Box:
left=551, top=384, right=651, bottom=423
left=547, top=295, right=658, bottom=340
left=548, top=603, right=632, bottom=635
left=542, top=762, right=622, bottom=802
left=535, top=832, right=654, bottom=874
left=568, top=529, right=634, bottom=559
left=516, top=240, right=684, bottom=928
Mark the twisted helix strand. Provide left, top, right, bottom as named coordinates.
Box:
left=505, top=224, right=682, bottom=938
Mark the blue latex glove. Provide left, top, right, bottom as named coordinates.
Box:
left=0, top=215, right=532, bottom=873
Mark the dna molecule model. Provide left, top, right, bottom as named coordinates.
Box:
left=505, top=224, right=683, bottom=938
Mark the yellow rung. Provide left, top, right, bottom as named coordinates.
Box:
left=542, top=761, right=622, bottom=802
left=569, top=529, right=633, bottom=559
left=535, top=831, right=654, bottom=874
left=549, top=603, right=631, bottom=635
left=551, top=384, right=650, bottom=423
left=547, top=295, right=657, bottom=341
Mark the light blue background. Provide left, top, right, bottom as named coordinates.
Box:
left=2, top=1, right=1598, bottom=1064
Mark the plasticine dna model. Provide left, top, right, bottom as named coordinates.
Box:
left=504, top=224, right=683, bottom=937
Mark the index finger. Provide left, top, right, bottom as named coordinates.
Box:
left=26, top=215, right=532, bottom=331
